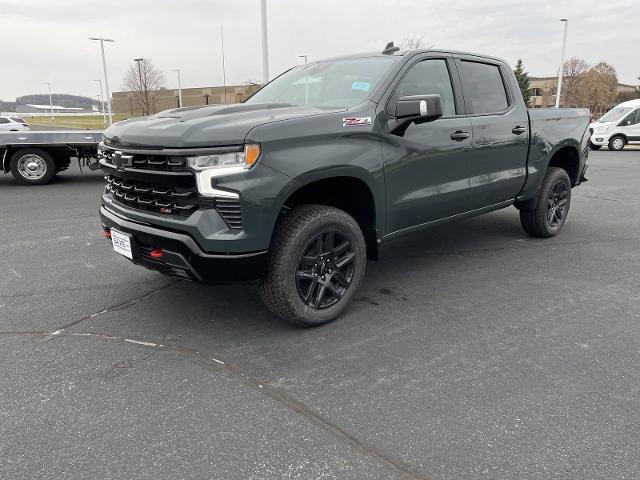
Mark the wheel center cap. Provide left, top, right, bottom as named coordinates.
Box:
left=27, top=162, right=39, bottom=171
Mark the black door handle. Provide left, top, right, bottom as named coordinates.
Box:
left=450, top=131, right=470, bottom=141
left=512, top=126, right=527, bottom=135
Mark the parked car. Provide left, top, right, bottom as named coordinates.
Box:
left=99, top=44, right=590, bottom=327
left=589, top=99, right=640, bottom=151
left=0, top=116, right=30, bottom=132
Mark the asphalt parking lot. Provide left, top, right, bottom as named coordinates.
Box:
left=1, top=149, right=639, bottom=479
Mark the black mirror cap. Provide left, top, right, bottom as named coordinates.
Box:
left=395, top=94, right=443, bottom=123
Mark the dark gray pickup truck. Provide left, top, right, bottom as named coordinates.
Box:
left=99, top=44, right=590, bottom=326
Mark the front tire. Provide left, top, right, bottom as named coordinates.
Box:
left=10, top=148, right=56, bottom=185
left=608, top=135, right=626, bottom=151
left=259, top=205, right=366, bottom=327
left=519, top=167, right=571, bottom=238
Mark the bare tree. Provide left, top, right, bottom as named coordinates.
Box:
left=561, top=57, right=589, bottom=107
left=582, top=61, right=618, bottom=116
left=400, top=35, right=427, bottom=50
left=123, top=58, right=166, bottom=115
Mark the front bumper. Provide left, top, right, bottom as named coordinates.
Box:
left=100, top=206, right=268, bottom=283
left=590, top=133, right=611, bottom=146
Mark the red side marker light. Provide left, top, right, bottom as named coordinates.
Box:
left=103, top=230, right=111, bottom=239
left=150, top=248, right=164, bottom=258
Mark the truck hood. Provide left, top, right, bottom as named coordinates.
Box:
left=103, top=103, right=344, bottom=148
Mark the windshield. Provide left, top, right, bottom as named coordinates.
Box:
left=245, top=57, right=397, bottom=108
left=598, top=107, right=632, bottom=123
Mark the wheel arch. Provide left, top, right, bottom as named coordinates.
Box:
left=547, top=145, right=580, bottom=186
left=274, top=168, right=383, bottom=260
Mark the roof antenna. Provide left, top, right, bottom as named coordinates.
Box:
left=382, top=41, right=400, bottom=55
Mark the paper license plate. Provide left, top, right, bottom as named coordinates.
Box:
left=111, top=228, right=133, bottom=259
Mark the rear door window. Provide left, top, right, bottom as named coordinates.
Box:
left=0, top=118, right=10, bottom=124
left=459, top=60, right=510, bottom=114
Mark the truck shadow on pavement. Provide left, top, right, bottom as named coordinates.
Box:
left=115, top=208, right=537, bottom=340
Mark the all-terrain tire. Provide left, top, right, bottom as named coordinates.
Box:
left=520, top=167, right=571, bottom=238
left=9, top=148, right=56, bottom=185
left=259, top=204, right=366, bottom=327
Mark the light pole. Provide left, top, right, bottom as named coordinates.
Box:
left=298, top=55, right=309, bottom=104
left=95, top=79, right=106, bottom=126
left=555, top=18, right=569, bottom=108
left=172, top=69, right=183, bottom=108
left=134, top=58, right=145, bottom=115
left=44, top=82, right=54, bottom=123
left=220, top=26, right=227, bottom=104
left=261, top=0, right=269, bottom=84
left=89, top=37, right=114, bottom=125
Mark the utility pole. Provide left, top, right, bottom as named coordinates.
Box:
left=299, top=55, right=309, bottom=104
left=44, top=82, right=54, bottom=123
left=89, top=37, right=114, bottom=124
left=221, top=26, right=227, bottom=104
left=172, top=69, right=183, bottom=108
left=95, top=79, right=106, bottom=126
left=134, top=58, right=145, bottom=115
left=555, top=18, right=568, bottom=108
left=260, top=0, right=269, bottom=84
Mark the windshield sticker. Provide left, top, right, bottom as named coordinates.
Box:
left=343, top=117, right=372, bottom=127
left=351, top=81, right=371, bottom=91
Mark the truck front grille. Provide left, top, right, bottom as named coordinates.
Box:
left=104, top=174, right=199, bottom=216
left=104, top=172, right=243, bottom=228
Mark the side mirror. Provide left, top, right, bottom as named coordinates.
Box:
left=395, top=94, right=443, bottom=122
left=389, top=94, right=443, bottom=135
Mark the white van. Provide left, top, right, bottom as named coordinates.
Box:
left=589, top=99, right=640, bottom=151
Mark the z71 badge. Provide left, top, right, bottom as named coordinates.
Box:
left=342, top=117, right=372, bottom=127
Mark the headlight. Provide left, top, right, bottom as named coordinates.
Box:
left=187, top=144, right=260, bottom=172
left=596, top=125, right=610, bottom=132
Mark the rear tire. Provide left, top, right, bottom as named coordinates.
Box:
left=259, top=204, right=366, bottom=327
left=519, top=167, right=571, bottom=238
left=9, top=148, right=56, bottom=185
left=608, top=135, right=626, bottom=151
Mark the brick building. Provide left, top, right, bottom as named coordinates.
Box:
left=528, top=76, right=637, bottom=110
left=112, top=84, right=261, bottom=116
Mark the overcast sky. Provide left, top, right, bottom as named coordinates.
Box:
left=0, top=0, right=637, bottom=101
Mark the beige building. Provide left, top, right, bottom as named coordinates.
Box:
left=528, top=76, right=637, bottom=110
left=112, top=84, right=261, bottom=116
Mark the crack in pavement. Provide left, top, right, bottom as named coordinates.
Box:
left=21, top=329, right=432, bottom=480
left=35, top=280, right=181, bottom=343
left=1, top=279, right=432, bottom=480
left=575, top=193, right=639, bottom=205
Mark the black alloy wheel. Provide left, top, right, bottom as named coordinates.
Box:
left=546, top=178, right=569, bottom=228
left=295, top=229, right=355, bottom=309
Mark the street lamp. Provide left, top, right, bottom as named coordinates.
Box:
left=555, top=18, right=569, bottom=108
left=220, top=26, right=227, bottom=104
left=134, top=58, right=145, bottom=114
left=89, top=37, right=114, bottom=125
left=94, top=79, right=106, bottom=126
left=298, top=55, right=309, bottom=104
left=261, top=0, right=269, bottom=84
left=43, top=82, right=54, bottom=123
left=172, top=69, right=183, bottom=108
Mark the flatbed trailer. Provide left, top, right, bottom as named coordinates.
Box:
left=0, top=130, right=103, bottom=185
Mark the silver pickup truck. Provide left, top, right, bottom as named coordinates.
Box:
left=0, top=130, right=103, bottom=185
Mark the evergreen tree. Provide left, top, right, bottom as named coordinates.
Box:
left=513, top=59, right=531, bottom=106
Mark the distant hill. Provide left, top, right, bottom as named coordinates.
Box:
left=16, top=94, right=98, bottom=110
